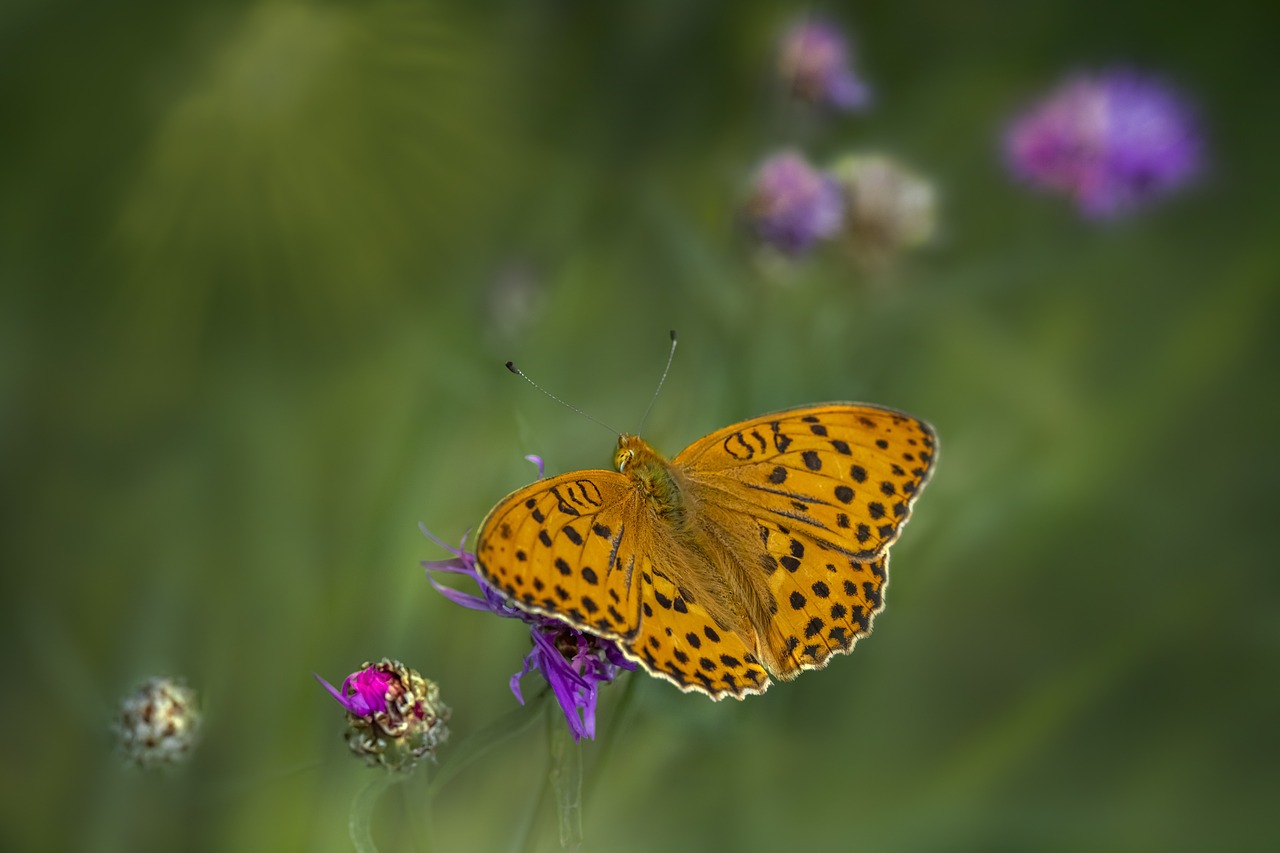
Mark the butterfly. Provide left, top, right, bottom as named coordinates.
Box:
left=475, top=404, right=936, bottom=700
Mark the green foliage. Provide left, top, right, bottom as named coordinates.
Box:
left=2, top=1, right=1277, bottom=850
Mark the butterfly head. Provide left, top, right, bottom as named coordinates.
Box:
left=615, top=434, right=685, bottom=521
left=614, top=434, right=641, bottom=473
left=614, top=434, right=668, bottom=472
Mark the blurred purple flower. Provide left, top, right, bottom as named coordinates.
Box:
left=1005, top=69, right=1202, bottom=217
left=778, top=18, right=869, bottom=110
left=423, top=527, right=635, bottom=742
left=743, top=150, right=844, bottom=255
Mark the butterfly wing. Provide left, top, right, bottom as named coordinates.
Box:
left=674, top=403, right=937, bottom=679
left=476, top=471, right=643, bottom=639
left=475, top=469, right=772, bottom=700
left=624, top=548, right=771, bottom=700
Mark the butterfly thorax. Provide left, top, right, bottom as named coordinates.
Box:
left=615, top=434, right=689, bottom=527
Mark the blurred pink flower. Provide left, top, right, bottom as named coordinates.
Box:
left=778, top=18, right=870, bottom=111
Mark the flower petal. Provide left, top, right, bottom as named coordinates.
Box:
left=524, top=454, right=546, bottom=479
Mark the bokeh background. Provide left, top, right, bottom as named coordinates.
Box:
left=3, top=1, right=1277, bottom=850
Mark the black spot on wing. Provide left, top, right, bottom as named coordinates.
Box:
left=770, top=421, right=792, bottom=453
left=550, top=486, right=580, bottom=517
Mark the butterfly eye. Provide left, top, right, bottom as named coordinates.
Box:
left=616, top=449, right=634, bottom=472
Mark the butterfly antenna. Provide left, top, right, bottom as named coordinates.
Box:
left=637, top=330, right=678, bottom=434
left=505, top=361, right=620, bottom=435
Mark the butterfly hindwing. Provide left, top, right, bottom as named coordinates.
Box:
left=758, top=524, right=889, bottom=678
left=627, top=552, right=770, bottom=700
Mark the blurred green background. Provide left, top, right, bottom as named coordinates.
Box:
left=3, top=1, right=1277, bottom=850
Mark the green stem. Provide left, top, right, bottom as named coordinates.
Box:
left=348, top=772, right=403, bottom=853
left=427, top=692, right=547, bottom=797
left=547, top=710, right=584, bottom=852
left=586, top=670, right=638, bottom=805
left=513, top=711, right=552, bottom=853
left=400, top=767, right=433, bottom=853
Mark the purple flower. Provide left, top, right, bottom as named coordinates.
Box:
left=423, top=527, right=635, bottom=742
left=316, top=659, right=451, bottom=771
left=778, top=18, right=870, bottom=110
left=523, top=454, right=545, bottom=479
left=315, top=666, right=397, bottom=716
left=743, top=150, right=844, bottom=255
left=1004, top=69, right=1202, bottom=217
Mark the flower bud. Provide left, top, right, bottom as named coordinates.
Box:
left=113, top=677, right=202, bottom=768
left=317, top=659, right=450, bottom=772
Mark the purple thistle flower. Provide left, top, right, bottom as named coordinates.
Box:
left=1004, top=68, right=1202, bottom=217
left=422, top=527, right=635, bottom=742
left=778, top=18, right=870, bottom=111
left=315, top=667, right=397, bottom=717
left=316, top=659, right=451, bottom=771
left=743, top=150, right=844, bottom=255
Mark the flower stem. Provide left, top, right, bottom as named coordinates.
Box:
left=547, top=710, right=584, bottom=852
left=401, top=766, right=433, bottom=852
left=586, top=670, right=638, bottom=804
left=348, top=771, right=403, bottom=853
left=427, top=691, right=547, bottom=797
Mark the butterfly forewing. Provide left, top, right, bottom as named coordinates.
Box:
left=675, top=403, right=936, bottom=559
left=476, top=471, right=643, bottom=640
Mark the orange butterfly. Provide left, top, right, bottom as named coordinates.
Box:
left=475, top=404, right=936, bottom=699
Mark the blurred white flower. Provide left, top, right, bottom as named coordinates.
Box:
left=113, top=677, right=202, bottom=768
left=830, top=154, right=937, bottom=263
